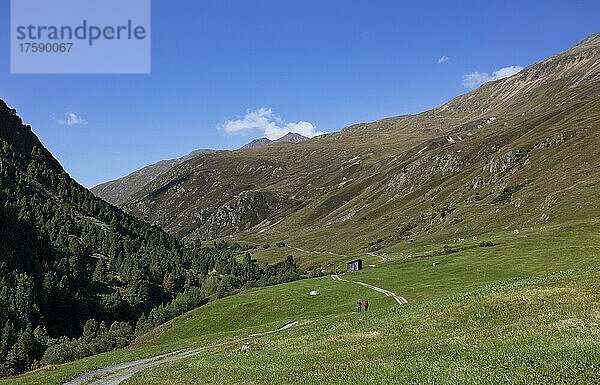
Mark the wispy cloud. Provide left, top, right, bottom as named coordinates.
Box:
left=56, top=112, right=87, bottom=126
left=221, top=108, right=324, bottom=140
left=437, top=56, right=450, bottom=64
left=462, top=65, right=523, bottom=89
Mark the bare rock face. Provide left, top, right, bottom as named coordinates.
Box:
left=204, top=190, right=301, bottom=237
left=240, top=137, right=273, bottom=150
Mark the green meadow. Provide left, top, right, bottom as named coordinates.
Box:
left=4, top=219, right=599, bottom=384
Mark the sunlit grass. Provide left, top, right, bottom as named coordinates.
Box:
left=129, top=269, right=600, bottom=384
left=4, top=219, right=599, bottom=384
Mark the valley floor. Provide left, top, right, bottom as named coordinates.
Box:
left=3, top=219, right=600, bottom=385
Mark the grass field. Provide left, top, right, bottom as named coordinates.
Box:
left=3, top=219, right=599, bottom=384
left=129, top=269, right=600, bottom=385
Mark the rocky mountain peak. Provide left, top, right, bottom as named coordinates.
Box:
left=240, top=132, right=309, bottom=150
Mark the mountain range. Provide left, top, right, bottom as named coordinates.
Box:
left=91, top=133, right=309, bottom=206
left=91, top=34, right=600, bottom=252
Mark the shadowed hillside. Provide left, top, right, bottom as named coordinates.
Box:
left=91, top=149, right=215, bottom=206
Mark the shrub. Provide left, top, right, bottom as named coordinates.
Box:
left=433, top=245, right=456, bottom=256
left=490, top=183, right=527, bottom=204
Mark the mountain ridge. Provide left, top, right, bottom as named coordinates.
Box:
left=92, top=133, right=310, bottom=205
left=93, top=33, right=600, bottom=208
left=112, top=33, right=600, bottom=248
left=240, top=132, right=309, bottom=150
left=0, top=100, right=197, bottom=374
left=91, top=148, right=215, bottom=205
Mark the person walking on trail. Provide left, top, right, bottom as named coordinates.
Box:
left=356, top=299, right=362, bottom=313
left=364, top=300, right=369, bottom=312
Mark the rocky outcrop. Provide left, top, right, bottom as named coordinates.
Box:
left=204, top=191, right=301, bottom=237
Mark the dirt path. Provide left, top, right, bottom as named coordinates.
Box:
left=84, top=348, right=208, bottom=385
left=285, top=244, right=312, bottom=254
left=63, top=321, right=299, bottom=385
left=63, top=269, right=403, bottom=384
left=285, top=244, right=389, bottom=263
left=284, top=244, right=347, bottom=259
left=331, top=274, right=408, bottom=305
left=367, top=251, right=389, bottom=262
left=63, top=353, right=178, bottom=385
left=248, top=321, right=299, bottom=337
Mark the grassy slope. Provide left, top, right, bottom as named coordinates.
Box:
left=244, top=99, right=600, bottom=261
left=4, top=219, right=599, bottom=384
left=353, top=218, right=600, bottom=301
left=118, top=48, right=600, bottom=258
left=2, top=276, right=382, bottom=385
left=131, top=269, right=600, bottom=385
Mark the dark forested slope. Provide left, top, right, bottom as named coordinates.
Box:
left=0, top=101, right=300, bottom=376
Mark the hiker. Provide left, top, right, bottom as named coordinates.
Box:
left=356, top=299, right=362, bottom=313
left=364, top=300, right=369, bottom=312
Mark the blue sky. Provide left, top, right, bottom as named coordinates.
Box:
left=1, top=0, right=599, bottom=187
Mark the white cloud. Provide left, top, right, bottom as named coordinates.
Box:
left=462, top=72, right=490, bottom=89
left=492, top=66, right=524, bottom=79
left=437, top=56, right=450, bottom=64
left=56, top=112, right=87, bottom=126
left=221, top=108, right=324, bottom=140
left=462, top=65, right=523, bottom=89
